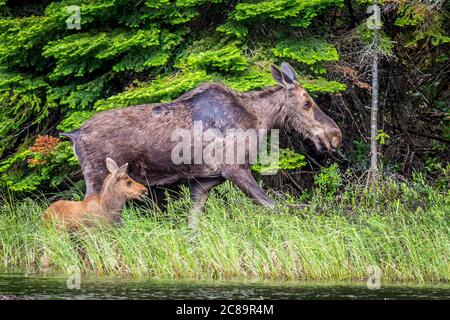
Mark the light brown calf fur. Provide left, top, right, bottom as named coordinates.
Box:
left=43, top=158, right=147, bottom=231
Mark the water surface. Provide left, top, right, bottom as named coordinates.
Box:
left=0, top=273, right=448, bottom=300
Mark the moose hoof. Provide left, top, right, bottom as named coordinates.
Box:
left=286, top=203, right=308, bottom=210
left=263, top=200, right=276, bottom=210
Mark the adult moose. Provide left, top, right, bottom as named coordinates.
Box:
left=61, top=63, right=342, bottom=229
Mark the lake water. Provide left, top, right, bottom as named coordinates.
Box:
left=0, top=273, right=448, bottom=300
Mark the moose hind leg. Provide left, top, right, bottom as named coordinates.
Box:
left=82, top=164, right=106, bottom=199
left=188, top=177, right=224, bottom=230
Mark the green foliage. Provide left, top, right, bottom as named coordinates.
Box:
left=273, top=37, right=339, bottom=74
left=216, top=22, right=248, bottom=39
left=221, top=67, right=276, bottom=91
left=277, top=149, right=307, bottom=170
left=42, top=28, right=164, bottom=79
left=356, top=23, right=394, bottom=55
left=47, top=74, right=110, bottom=110
left=232, top=0, right=343, bottom=28
left=394, top=1, right=450, bottom=47
left=57, top=111, right=96, bottom=132
left=300, top=77, right=347, bottom=93
left=375, top=129, right=390, bottom=146
left=351, top=139, right=369, bottom=171
left=252, top=148, right=307, bottom=174
left=270, top=37, right=345, bottom=92
left=395, top=6, right=422, bottom=27
left=0, top=141, right=78, bottom=193
left=314, top=163, right=342, bottom=197
left=176, top=41, right=248, bottom=72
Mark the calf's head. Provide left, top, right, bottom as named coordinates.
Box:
left=104, top=158, right=148, bottom=200
left=271, top=63, right=342, bottom=152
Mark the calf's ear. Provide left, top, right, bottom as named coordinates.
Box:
left=115, top=163, right=128, bottom=178
left=106, top=157, right=118, bottom=174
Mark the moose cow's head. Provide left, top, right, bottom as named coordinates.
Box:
left=271, top=63, right=342, bottom=152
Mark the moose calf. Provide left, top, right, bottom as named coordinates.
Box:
left=43, top=158, right=147, bottom=231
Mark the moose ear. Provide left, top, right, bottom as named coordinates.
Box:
left=281, top=62, right=297, bottom=82
left=106, top=157, right=118, bottom=174
left=272, top=64, right=295, bottom=89
left=115, top=163, right=128, bottom=178
left=271, top=65, right=284, bottom=86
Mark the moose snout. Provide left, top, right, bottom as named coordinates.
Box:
left=327, top=128, right=342, bottom=151
left=137, top=186, right=148, bottom=197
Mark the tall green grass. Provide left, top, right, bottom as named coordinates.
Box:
left=0, top=176, right=448, bottom=282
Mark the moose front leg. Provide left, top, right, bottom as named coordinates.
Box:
left=188, top=177, right=225, bottom=230
left=222, top=167, right=276, bottom=209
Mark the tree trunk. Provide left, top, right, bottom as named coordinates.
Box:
left=368, top=1, right=380, bottom=182
left=370, top=30, right=379, bottom=175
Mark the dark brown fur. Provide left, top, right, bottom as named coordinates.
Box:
left=62, top=63, right=342, bottom=228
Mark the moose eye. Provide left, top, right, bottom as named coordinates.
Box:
left=303, top=101, right=311, bottom=110
left=127, top=181, right=132, bottom=187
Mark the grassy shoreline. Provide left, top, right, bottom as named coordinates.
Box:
left=0, top=177, right=449, bottom=282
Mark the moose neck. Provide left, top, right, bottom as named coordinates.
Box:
left=100, top=192, right=127, bottom=213
left=99, top=176, right=127, bottom=213
left=240, top=85, right=289, bottom=129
